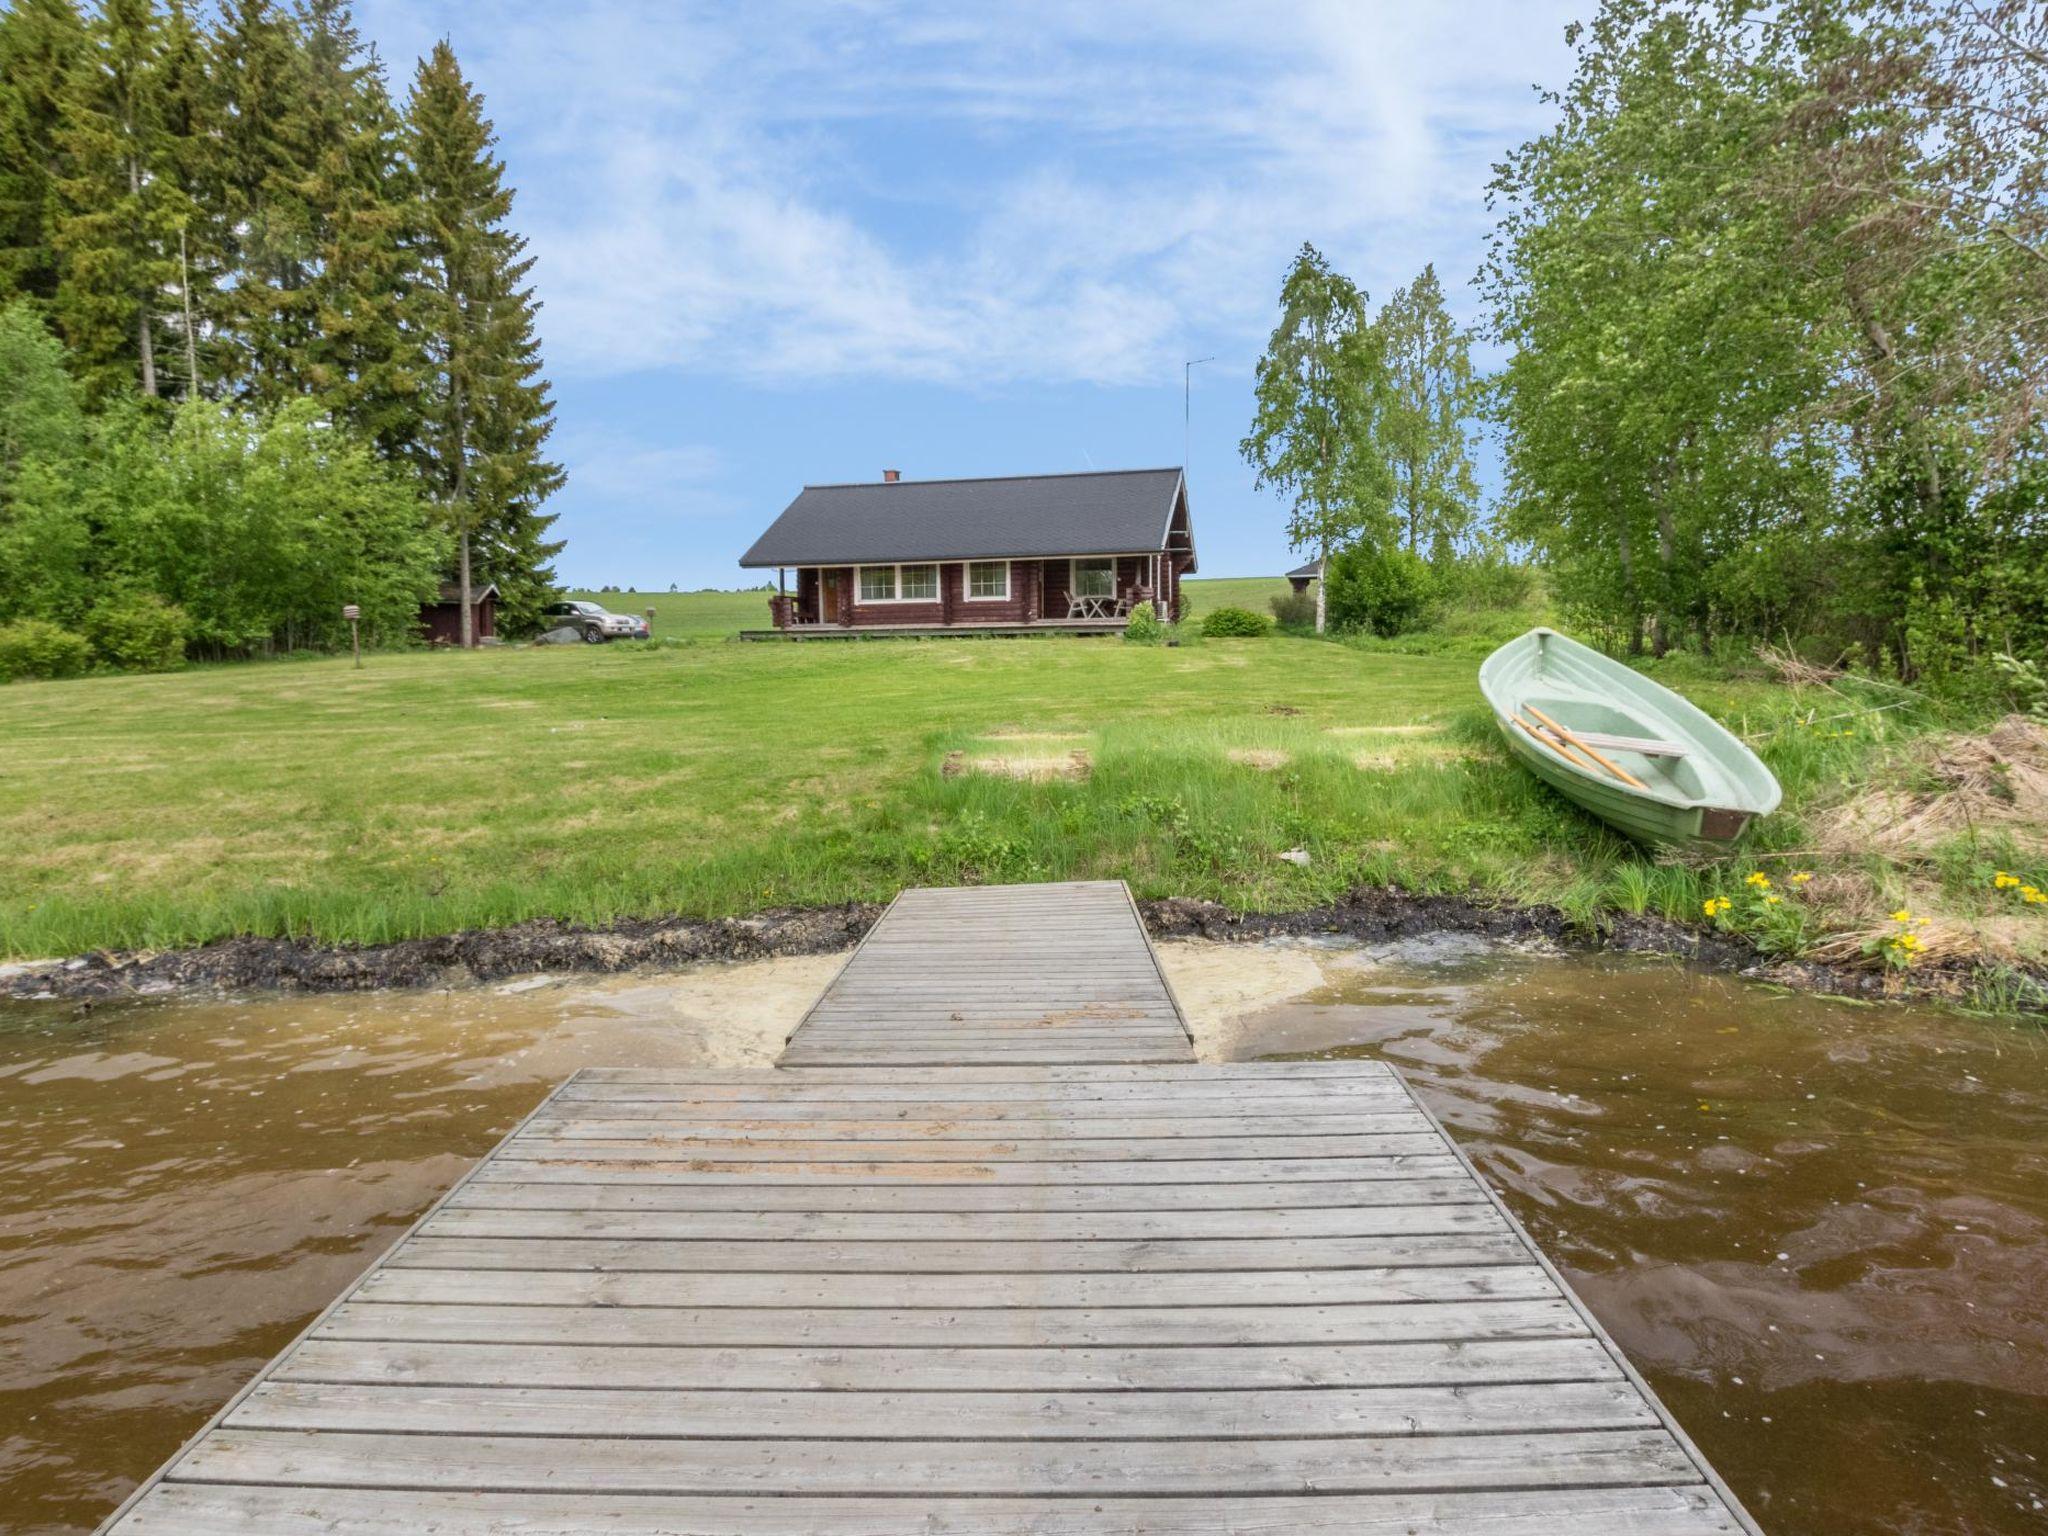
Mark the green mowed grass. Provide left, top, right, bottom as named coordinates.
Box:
left=1, top=627, right=1871, bottom=958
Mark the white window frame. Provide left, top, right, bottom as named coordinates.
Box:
left=1070, top=557, right=1116, bottom=600
left=964, top=560, right=1011, bottom=601
left=856, top=563, right=939, bottom=603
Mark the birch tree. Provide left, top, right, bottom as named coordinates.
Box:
left=1240, top=243, right=1393, bottom=633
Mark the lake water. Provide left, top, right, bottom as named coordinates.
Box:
left=0, top=939, right=2042, bottom=1534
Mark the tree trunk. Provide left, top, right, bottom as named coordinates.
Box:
left=1616, top=517, right=1643, bottom=656
left=129, top=153, right=156, bottom=398
left=1314, top=537, right=1328, bottom=634
left=1652, top=496, right=1678, bottom=659
left=458, top=527, right=474, bottom=649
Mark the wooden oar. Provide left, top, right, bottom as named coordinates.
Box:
left=1525, top=706, right=1650, bottom=790
left=1513, top=715, right=1600, bottom=773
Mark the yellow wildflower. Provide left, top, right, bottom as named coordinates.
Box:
left=1763, top=894, right=1782, bottom=905
left=1745, top=872, right=1772, bottom=889
left=2025, top=887, right=2048, bottom=906
left=1703, top=897, right=1732, bottom=918
left=1994, top=871, right=2021, bottom=889
left=1890, top=909, right=1912, bottom=923
left=1791, top=871, right=1813, bottom=885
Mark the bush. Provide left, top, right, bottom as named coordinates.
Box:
left=1435, top=552, right=1534, bottom=610
left=1326, top=543, right=1436, bottom=636
left=1200, top=605, right=1270, bottom=638
left=86, top=592, right=190, bottom=672
left=1269, top=588, right=1316, bottom=630
left=0, top=617, right=92, bottom=681
left=1123, top=600, right=1164, bottom=644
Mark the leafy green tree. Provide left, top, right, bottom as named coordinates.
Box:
left=0, top=300, right=90, bottom=621
left=1241, top=242, right=1393, bottom=633
left=1375, top=265, right=1479, bottom=558
left=404, top=40, right=563, bottom=642
left=0, top=0, right=86, bottom=310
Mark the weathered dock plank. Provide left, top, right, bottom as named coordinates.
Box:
left=98, top=882, right=1760, bottom=1535
left=777, top=879, right=1196, bottom=1066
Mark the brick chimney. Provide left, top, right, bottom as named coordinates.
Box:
left=882, top=468, right=901, bottom=483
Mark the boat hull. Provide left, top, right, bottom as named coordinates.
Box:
left=1480, top=629, right=1780, bottom=848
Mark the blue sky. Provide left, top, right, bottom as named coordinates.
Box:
left=356, top=1, right=1585, bottom=588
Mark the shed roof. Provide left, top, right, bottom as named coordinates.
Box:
left=740, top=468, right=1187, bottom=567
left=431, top=582, right=500, bottom=604
left=1286, top=558, right=1324, bottom=580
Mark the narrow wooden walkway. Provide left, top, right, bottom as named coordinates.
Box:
left=779, top=880, right=1194, bottom=1067
left=99, top=883, right=1760, bottom=1535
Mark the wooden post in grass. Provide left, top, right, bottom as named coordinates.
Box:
left=343, top=604, right=361, bottom=668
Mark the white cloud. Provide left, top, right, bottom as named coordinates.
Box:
left=368, top=0, right=1580, bottom=388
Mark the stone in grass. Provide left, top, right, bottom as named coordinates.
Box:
left=1278, top=847, right=1311, bottom=867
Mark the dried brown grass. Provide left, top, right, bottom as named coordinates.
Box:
left=1226, top=748, right=1290, bottom=771
left=1819, top=715, right=2048, bottom=859
left=942, top=749, right=1091, bottom=783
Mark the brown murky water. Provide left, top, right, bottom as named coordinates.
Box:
left=0, top=941, right=2043, bottom=1534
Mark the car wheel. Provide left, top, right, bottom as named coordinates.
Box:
left=582, top=625, right=605, bottom=643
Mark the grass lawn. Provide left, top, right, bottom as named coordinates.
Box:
left=10, top=618, right=2039, bottom=985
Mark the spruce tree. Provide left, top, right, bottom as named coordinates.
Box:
left=405, top=39, right=562, bottom=643
left=53, top=0, right=193, bottom=403
left=0, top=0, right=86, bottom=310
left=154, top=0, right=221, bottom=400
left=209, top=0, right=315, bottom=407
left=299, top=1, right=418, bottom=456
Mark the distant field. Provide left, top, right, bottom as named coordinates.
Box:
left=567, top=588, right=774, bottom=640
left=569, top=577, right=1294, bottom=641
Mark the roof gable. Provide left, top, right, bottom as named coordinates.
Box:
left=740, top=468, right=1187, bottom=567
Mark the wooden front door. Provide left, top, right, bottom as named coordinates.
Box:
left=822, top=570, right=841, bottom=623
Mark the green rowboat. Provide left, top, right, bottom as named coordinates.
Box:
left=1479, top=628, right=1781, bottom=846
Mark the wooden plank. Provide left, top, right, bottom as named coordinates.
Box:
left=500, top=1133, right=1455, bottom=1159
left=525, top=1110, right=1435, bottom=1138
left=465, top=1153, right=1469, bottom=1185
left=313, top=1297, right=1586, bottom=1348
left=273, top=1336, right=1629, bottom=1391
left=171, top=1426, right=1701, bottom=1496
left=379, top=1233, right=1535, bottom=1273
left=110, top=1484, right=1749, bottom=1536
left=230, top=1378, right=1657, bottom=1439
left=417, top=1204, right=1506, bottom=1242
left=578, top=1062, right=1398, bottom=1083
left=446, top=1174, right=1482, bottom=1211
left=355, top=1262, right=1558, bottom=1309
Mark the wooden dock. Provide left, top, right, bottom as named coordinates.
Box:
left=100, top=881, right=1760, bottom=1535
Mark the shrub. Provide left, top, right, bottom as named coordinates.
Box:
left=0, top=617, right=92, bottom=681
left=86, top=592, right=190, bottom=672
left=1200, top=605, right=1270, bottom=638
left=1123, top=600, right=1164, bottom=644
left=1269, top=588, right=1316, bottom=630
left=1326, top=543, right=1436, bottom=636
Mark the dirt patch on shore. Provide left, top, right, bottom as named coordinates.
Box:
left=3, top=904, right=879, bottom=1001
left=4, top=885, right=2033, bottom=1011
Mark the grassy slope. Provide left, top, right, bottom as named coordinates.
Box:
left=5, top=622, right=1988, bottom=961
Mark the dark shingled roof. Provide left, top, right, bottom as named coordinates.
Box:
left=740, top=468, right=1188, bottom=567
left=431, top=582, right=500, bottom=603
left=1286, top=558, right=1323, bottom=580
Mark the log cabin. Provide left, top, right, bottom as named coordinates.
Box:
left=740, top=467, right=1196, bottom=636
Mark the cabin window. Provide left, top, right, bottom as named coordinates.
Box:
left=858, top=566, right=897, bottom=602
left=1072, top=558, right=1115, bottom=599
left=899, top=564, right=938, bottom=601
left=967, top=561, right=1009, bottom=600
